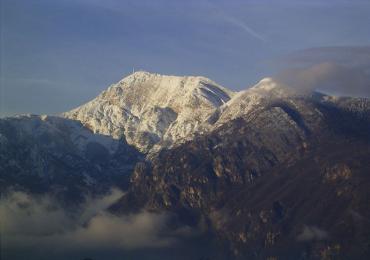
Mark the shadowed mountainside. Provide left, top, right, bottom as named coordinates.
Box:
left=112, top=92, right=370, bottom=259
left=0, top=115, right=142, bottom=204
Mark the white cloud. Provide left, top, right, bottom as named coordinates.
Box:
left=273, top=46, right=370, bottom=97
left=222, top=14, right=266, bottom=42
left=204, top=0, right=266, bottom=42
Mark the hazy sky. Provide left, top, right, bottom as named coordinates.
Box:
left=1, top=0, right=370, bottom=116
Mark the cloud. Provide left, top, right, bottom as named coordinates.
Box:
left=297, top=225, right=328, bottom=241
left=275, top=62, right=370, bottom=97
left=58, top=212, right=176, bottom=250
left=272, top=46, right=370, bottom=97
left=4, top=211, right=176, bottom=251
left=0, top=190, right=195, bottom=259
left=222, top=15, right=267, bottom=42
left=280, top=46, right=370, bottom=70
left=204, top=0, right=266, bottom=42
left=0, top=191, right=73, bottom=236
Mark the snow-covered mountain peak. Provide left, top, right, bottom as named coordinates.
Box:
left=213, top=77, right=300, bottom=127
left=118, top=71, right=231, bottom=94
left=63, top=72, right=235, bottom=152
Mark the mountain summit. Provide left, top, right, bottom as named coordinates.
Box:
left=64, top=71, right=234, bottom=152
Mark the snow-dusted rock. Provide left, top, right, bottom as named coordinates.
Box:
left=0, top=114, right=142, bottom=199
left=2, top=114, right=119, bottom=154
left=63, top=71, right=234, bottom=152
left=213, top=77, right=298, bottom=127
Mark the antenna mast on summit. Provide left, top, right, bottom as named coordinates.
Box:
left=132, top=67, right=135, bottom=74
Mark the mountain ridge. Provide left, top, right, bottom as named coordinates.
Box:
left=63, top=71, right=313, bottom=154
left=2, top=71, right=370, bottom=259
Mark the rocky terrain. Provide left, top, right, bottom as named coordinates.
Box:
left=118, top=91, right=370, bottom=259
left=1, top=71, right=370, bottom=259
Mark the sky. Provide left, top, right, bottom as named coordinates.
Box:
left=1, top=0, right=370, bottom=116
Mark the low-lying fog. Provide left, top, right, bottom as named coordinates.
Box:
left=0, top=189, right=226, bottom=260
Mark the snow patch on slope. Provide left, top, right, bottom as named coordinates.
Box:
left=4, top=114, right=119, bottom=154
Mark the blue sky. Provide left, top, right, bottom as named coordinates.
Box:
left=1, top=0, right=370, bottom=116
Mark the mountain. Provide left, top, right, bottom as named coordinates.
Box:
left=63, top=71, right=234, bottom=153
left=0, top=115, right=142, bottom=203
left=2, top=71, right=370, bottom=259
left=108, top=75, right=370, bottom=259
